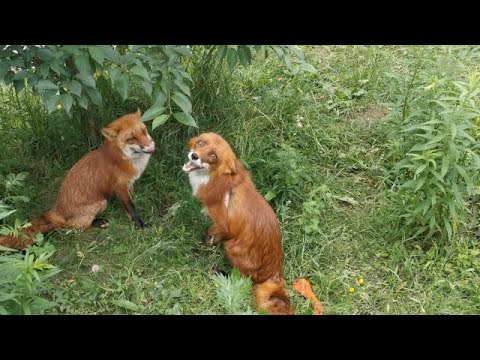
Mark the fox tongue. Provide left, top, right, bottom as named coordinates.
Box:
left=182, top=161, right=200, bottom=173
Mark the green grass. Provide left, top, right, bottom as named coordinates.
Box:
left=1, top=45, right=479, bottom=314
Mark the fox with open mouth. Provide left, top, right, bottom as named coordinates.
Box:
left=182, top=132, right=293, bottom=315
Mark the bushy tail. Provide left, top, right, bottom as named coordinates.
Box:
left=254, top=278, right=293, bottom=315
left=0, top=210, right=65, bottom=251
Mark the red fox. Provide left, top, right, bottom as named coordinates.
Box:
left=0, top=110, right=155, bottom=251
left=182, top=132, right=293, bottom=315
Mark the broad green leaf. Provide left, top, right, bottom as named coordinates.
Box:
left=299, top=62, right=317, bottom=73
left=429, top=214, right=437, bottom=231
left=457, top=128, right=475, bottom=143
left=173, top=112, right=197, bottom=127
left=37, top=80, right=58, bottom=91
left=264, top=191, right=276, bottom=201
left=430, top=169, right=444, bottom=183
left=0, top=209, right=16, bottom=220
left=10, top=195, right=30, bottom=203
left=84, top=87, right=102, bottom=106
left=160, top=76, right=171, bottom=93
left=141, top=107, right=166, bottom=122
left=332, top=195, right=358, bottom=206
left=66, top=80, right=82, bottom=97
left=75, top=72, right=96, bottom=88
left=60, top=94, right=73, bottom=113
left=410, top=142, right=439, bottom=152
left=153, top=90, right=167, bottom=108
left=132, top=45, right=147, bottom=51
left=174, top=79, right=191, bottom=96
left=226, top=48, right=237, bottom=71
left=441, top=157, right=449, bottom=178
left=271, top=45, right=286, bottom=58
left=111, top=299, right=139, bottom=312
left=237, top=46, right=252, bottom=67
left=116, top=74, right=129, bottom=101
left=38, top=63, right=50, bottom=79
left=77, top=94, right=89, bottom=109
left=401, top=179, right=417, bottom=189
left=414, top=176, right=427, bottom=192
left=13, top=70, right=29, bottom=81
left=75, top=53, right=93, bottom=74
left=14, top=80, right=25, bottom=94
left=130, top=64, right=150, bottom=81
left=291, top=46, right=305, bottom=60
left=443, top=216, right=453, bottom=239
left=178, top=69, right=193, bottom=83
left=141, top=80, right=152, bottom=97
left=415, top=163, right=428, bottom=176
left=217, top=45, right=228, bottom=61
left=454, top=164, right=471, bottom=184
left=36, top=80, right=58, bottom=91
left=172, top=92, right=192, bottom=114
left=36, top=48, right=52, bottom=62
left=109, top=67, right=121, bottom=83
left=50, top=60, right=70, bottom=77
left=88, top=46, right=106, bottom=66
left=63, top=45, right=80, bottom=56
left=427, top=134, right=447, bottom=145
left=152, top=114, right=170, bottom=130
left=174, top=46, right=192, bottom=57
left=284, top=54, right=292, bottom=70
left=44, top=94, right=59, bottom=113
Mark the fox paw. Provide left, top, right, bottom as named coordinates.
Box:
left=203, top=234, right=215, bottom=246
left=208, top=265, right=229, bottom=277
left=92, top=218, right=109, bottom=229
left=136, top=221, right=152, bottom=229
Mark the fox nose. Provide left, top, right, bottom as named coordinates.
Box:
left=191, top=153, right=198, bottom=160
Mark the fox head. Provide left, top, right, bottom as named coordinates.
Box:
left=182, top=132, right=237, bottom=176
left=101, top=110, right=155, bottom=159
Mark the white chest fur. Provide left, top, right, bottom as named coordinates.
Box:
left=188, top=168, right=210, bottom=196
left=130, top=153, right=152, bottom=183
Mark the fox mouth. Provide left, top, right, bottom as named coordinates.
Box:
left=182, top=161, right=201, bottom=173
left=131, top=143, right=156, bottom=154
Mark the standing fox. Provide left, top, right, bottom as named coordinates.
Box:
left=182, top=132, right=293, bottom=315
left=0, top=110, right=155, bottom=251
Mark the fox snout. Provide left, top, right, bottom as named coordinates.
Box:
left=130, top=141, right=155, bottom=154
left=142, top=142, right=156, bottom=154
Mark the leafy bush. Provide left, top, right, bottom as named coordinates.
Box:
left=0, top=45, right=315, bottom=144
left=389, top=47, right=480, bottom=241
left=0, top=171, right=60, bottom=314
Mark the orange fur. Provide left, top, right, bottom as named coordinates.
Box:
left=183, top=132, right=293, bottom=315
left=0, top=111, right=155, bottom=251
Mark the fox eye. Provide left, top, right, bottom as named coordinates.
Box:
left=197, top=140, right=205, bottom=146
left=127, top=138, right=136, bottom=144
left=210, top=153, right=217, bottom=160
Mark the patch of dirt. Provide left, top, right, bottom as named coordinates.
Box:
left=301, top=46, right=333, bottom=67
left=351, top=104, right=389, bottom=126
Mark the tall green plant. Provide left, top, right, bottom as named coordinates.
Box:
left=0, top=171, right=60, bottom=314
left=391, top=47, right=480, bottom=241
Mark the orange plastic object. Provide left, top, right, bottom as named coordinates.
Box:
left=293, top=278, right=324, bottom=315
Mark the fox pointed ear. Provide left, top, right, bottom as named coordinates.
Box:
left=101, top=126, right=117, bottom=141
left=220, top=157, right=237, bottom=175
left=135, top=108, right=142, bottom=119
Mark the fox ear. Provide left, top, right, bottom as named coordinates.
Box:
left=101, top=126, right=117, bottom=140
left=220, top=157, right=236, bottom=175
left=135, top=108, right=142, bottom=119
